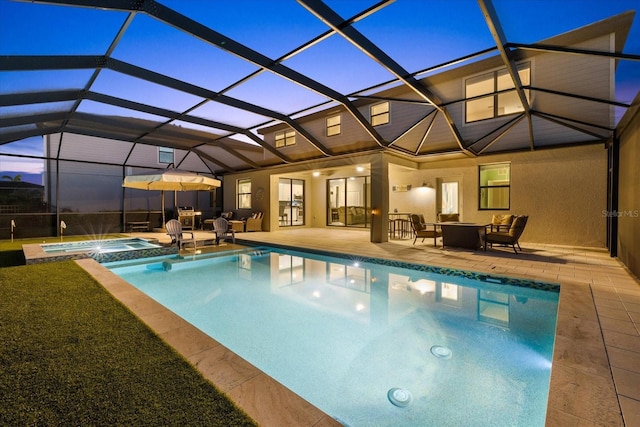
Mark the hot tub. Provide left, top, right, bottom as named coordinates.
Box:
left=23, top=238, right=175, bottom=264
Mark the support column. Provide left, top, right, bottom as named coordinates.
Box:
left=370, top=153, right=389, bottom=243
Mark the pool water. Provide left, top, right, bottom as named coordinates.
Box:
left=105, top=246, right=559, bottom=426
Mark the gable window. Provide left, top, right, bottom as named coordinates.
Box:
left=370, top=101, right=389, bottom=126
left=466, top=63, right=530, bottom=123
left=326, top=114, right=341, bottom=137
left=275, top=129, right=296, bottom=147
left=479, top=163, right=510, bottom=210
left=237, top=178, right=251, bottom=209
left=158, top=147, right=174, bottom=165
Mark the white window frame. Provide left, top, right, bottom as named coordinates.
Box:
left=275, top=129, right=296, bottom=148
left=237, top=178, right=252, bottom=209
left=326, top=114, right=341, bottom=137
left=478, top=162, right=511, bottom=210
left=370, top=101, right=389, bottom=126
left=158, top=146, right=174, bottom=165
left=465, top=62, right=531, bottom=123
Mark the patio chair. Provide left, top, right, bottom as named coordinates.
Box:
left=485, top=215, right=528, bottom=254
left=165, top=219, right=196, bottom=250
left=490, top=214, right=514, bottom=232
left=212, top=217, right=236, bottom=245
left=244, top=212, right=264, bottom=232
left=410, top=214, right=442, bottom=246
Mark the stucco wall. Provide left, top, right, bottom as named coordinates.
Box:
left=389, top=144, right=607, bottom=247
left=617, top=104, right=640, bottom=278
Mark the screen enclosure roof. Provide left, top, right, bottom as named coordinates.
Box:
left=1, top=0, right=639, bottom=176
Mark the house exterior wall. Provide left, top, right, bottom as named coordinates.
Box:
left=222, top=153, right=384, bottom=232
left=389, top=144, right=607, bottom=247
left=222, top=144, right=607, bottom=247
left=257, top=32, right=614, bottom=166
left=247, top=26, right=616, bottom=247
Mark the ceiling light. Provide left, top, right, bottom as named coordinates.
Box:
left=421, top=182, right=433, bottom=188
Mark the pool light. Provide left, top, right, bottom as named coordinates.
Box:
left=430, top=345, right=452, bottom=359
left=387, top=388, right=412, bottom=407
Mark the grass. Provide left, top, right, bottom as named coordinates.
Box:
left=0, top=243, right=256, bottom=426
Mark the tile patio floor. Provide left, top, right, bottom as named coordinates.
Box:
left=79, top=228, right=640, bottom=426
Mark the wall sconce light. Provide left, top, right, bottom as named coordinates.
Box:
left=421, top=182, right=434, bottom=188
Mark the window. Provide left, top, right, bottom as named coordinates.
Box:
left=370, top=101, right=389, bottom=126
left=237, top=178, right=251, bottom=209
left=158, top=147, right=174, bottom=165
left=466, top=63, right=530, bottom=123
left=479, top=163, right=510, bottom=210
left=326, top=114, right=341, bottom=136
left=275, top=129, right=296, bottom=147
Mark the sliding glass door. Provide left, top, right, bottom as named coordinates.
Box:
left=327, top=176, right=370, bottom=228
left=279, top=178, right=304, bottom=226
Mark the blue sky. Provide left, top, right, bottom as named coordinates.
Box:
left=1, top=0, right=639, bottom=182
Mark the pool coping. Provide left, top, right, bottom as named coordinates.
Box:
left=77, top=242, right=625, bottom=427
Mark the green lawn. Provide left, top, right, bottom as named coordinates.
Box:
left=0, top=240, right=256, bottom=426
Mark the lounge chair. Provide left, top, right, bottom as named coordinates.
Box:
left=212, top=217, right=236, bottom=245
left=485, top=215, right=528, bottom=254
left=410, top=214, right=442, bottom=246
left=165, top=219, right=196, bottom=250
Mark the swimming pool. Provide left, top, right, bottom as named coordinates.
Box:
left=105, top=246, right=559, bottom=426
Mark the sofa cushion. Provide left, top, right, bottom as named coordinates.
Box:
left=492, top=214, right=513, bottom=225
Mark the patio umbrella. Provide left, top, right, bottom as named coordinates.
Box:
left=123, top=169, right=221, bottom=228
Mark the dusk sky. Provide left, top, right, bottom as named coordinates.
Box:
left=1, top=0, right=639, bottom=183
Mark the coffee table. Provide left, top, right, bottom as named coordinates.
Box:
left=438, top=222, right=490, bottom=250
